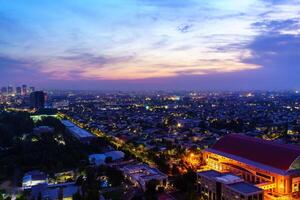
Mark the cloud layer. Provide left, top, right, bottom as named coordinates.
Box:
left=0, top=0, right=300, bottom=89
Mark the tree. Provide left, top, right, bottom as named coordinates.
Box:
left=37, top=192, right=42, bottom=200
left=36, top=116, right=65, bottom=132
left=84, top=189, right=99, bottom=200
left=174, top=170, right=196, bottom=192
left=105, top=167, right=124, bottom=186
left=72, top=190, right=82, bottom=200
left=145, top=179, right=159, bottom=200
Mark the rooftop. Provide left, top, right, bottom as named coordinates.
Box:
left=208, top=134, right=300, bottom=171
left=228, top=182, right=262, bottom=195
left=216, top=174, right=243, bottom=185
left=197, top=170, right=263, bottom=195
left=61, top=120, right=94, bottom=139
left=197, top=170, right=222, bottom=179
left=23, top=170, right=46, bottom=181
left=124, top=164, right=167, bottom=181
left=104, top=151, right=125, bottom=159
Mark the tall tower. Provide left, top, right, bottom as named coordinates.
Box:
left=7, top=85, right=13, bottom=94
left=1, top=87, right=7, bottom=95
left=30, top=91, right=45, bottom=110
left=16, top=86, right=22, bottom=95
left=22, top=84, right=27, bottom=95
left=29, top=86, right=35, bottom=93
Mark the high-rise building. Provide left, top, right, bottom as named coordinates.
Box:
left=30, top=91, right=45, bottom=110
left=1, top=87, right=7, bottom=94
left=7, top=85, right=13, bottom=94
left=22, top=84, right=27, bottom=95
left=16, top=87, right=22, bottom=95
left=29, top=87, right=35, bottom=93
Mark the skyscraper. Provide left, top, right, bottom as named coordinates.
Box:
left=16, top=87, right=22, bottom=95
left=7, top=85, right=13, bottom=94
left=30, top=91, right=45, bottom=110
left=22, top=84, right=27, bottom=95
left=1, top=87, right=7, bottom=95
left=29, top=87, right=35, bottom=93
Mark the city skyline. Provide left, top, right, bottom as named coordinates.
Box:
left=1, top=0, right=300, bottom=90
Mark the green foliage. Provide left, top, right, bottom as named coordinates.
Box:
left=145, top=179, right=159, bottom=200
left=0, top=111, right=88, bottom=181
left=186, top=190, right=201, bottom=200
left=81, top=167, right=100, bottom=200
left=174, top=170, right=197, bottom=192
left=35, top=116, right=65, bottom=133
left=173, top=170, right=199, bottom=200
left=0, top=111, right=34, bottom=147
left=72, top=190, right=82, bottom=200
left=19, top=133, right=87, bottom=173
left=97, top=165, right=124, bottom=187
left=103, top=190, right=124, bottom=200
left=15, top=193, right=27, bottom=200
left=33, top=109, right=57, bottom=116
left=149, top=153, right=170, bottom=174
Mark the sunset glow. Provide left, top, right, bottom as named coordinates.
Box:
left=1, top=0, right=300, bottom=89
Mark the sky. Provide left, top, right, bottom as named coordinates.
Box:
left=0, top=0, right=300, bottom=90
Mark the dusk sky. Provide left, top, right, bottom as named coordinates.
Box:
left=1, top=0, right=300, bottom=90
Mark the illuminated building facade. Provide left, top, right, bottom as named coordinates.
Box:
left=22, top=170, right=47, bottom=189
left=197, top=170, right=263, bottom=200
left=123, top=163, right=168, bottom=191
left=202, top=134, right=300, bottom=199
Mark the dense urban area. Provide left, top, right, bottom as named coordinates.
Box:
left=1, top=85, right=300, bottom=200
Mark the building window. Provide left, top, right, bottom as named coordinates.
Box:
left=293, top=183, right=299, bottom=192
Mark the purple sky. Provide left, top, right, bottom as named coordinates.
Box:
left=0, top=0, right=300, bottom=90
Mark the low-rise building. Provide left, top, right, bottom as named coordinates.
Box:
left=22, top=171, right=47, bottom=189
left=197, top=170, right=263, bottom=200
left=89, top=151, right=125, bottom=166
left=122, top=163, right=168, bottom=191
left=104, top=151, right=125, bottom=161
left=89, top=154, right=106, bottom=166
left=203, top=134, right=300, bottom=199
left=61, top=120, right=95, bottom=142
left=30, top=182, right=78, bottom=200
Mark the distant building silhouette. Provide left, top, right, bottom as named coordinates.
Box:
left=29, top=86, right=35, bottom=93
left=1, top=87, right=7, bottom=94
left=7, top=85, right=13, bottom=94
left=22, top=84, right=27, bottom=95
left=16, top=87, right=22, bottom=95
left=30, top=91, right=45, bottom=110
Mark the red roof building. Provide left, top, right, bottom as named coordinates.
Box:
left=211, top=134, right=300, bottom=171
left=203, top=134, right=300, bottom=199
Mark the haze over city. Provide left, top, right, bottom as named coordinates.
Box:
left=1, top=0, right=300, bottom=90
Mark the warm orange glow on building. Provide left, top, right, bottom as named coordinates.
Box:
left=202, top=134, right=300, bottom=200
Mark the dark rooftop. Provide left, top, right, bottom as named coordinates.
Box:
left=209, top=134, right=300, bottom=171
left=228, top=182, right=262, bottom=195
left=197, top=170, right=222, bottom=179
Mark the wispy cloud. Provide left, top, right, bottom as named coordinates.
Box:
left=0, top=0, right=300, bottom=89
left=177, top=24, right=193, bottom=33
